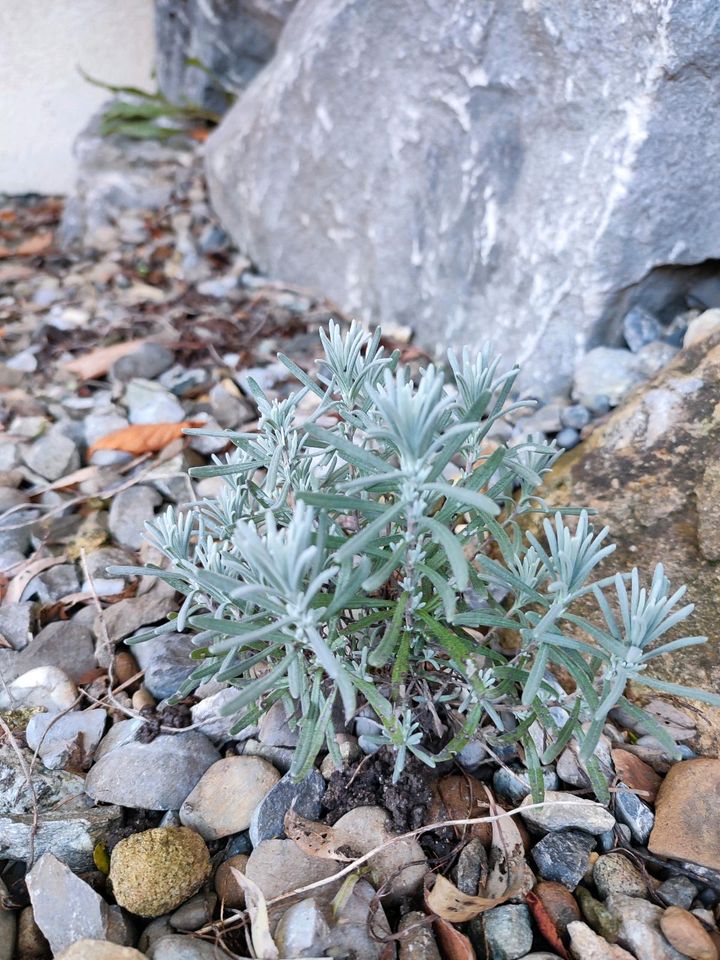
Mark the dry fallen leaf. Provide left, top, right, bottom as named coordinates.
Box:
left=433, top=917, right=476, bottom=960
left=284, top=809, right=354, bottom=862
left=88, top=421, right=203, bottom=457
left=525, top=889, right=570, bottom=960
left=62, top=339, right=148, bottom=379
left=230, top=869, right=279, bottom=960
left=428, top=775, right=492, bottom=844
left=15, top=232, right=53, bottom=257
left=3, top=555, right=67, bottom=606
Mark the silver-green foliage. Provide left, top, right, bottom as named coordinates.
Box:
left=115, top=322, right=720, bottom=795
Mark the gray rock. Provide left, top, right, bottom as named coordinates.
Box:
left=169, top=892, right=217, bottom=931
left=398, top=911, right=441, bottom=960
left=456, top=738, right=488, bottom=771
left=148, top=935, right=219, bottom=959
left=520, top=790, right=615, bottom=835
left=493, top=765, right=559, bottom=807
left=22, top=431, right=79, bottom=481
left=0, top=665, right=78, bottom=712
left=257, top=699, right=299, bottom=746
left=108, top=485, right=162, bottom=550
left=156, top=0, right=298, bottom=112
left=111, top=343, right=175, bottom=382
left=81, top=546, right=135, bottom=597
left=85, top=730, right=220, bottom=810
left=26, top=853, right=130, bottom=955
left=23, top=563, right=80, bottom=603
left=0, top=602, right=33, bottom=650
left=567, top=921, right=634, bottom=960
left=453, top=837, right=487, bottom=896
left=249, top=769, right=325, bottom=845
left=561, top=404, right=591, bottom=431
left=190, top=688, right=259, bottom=744
left=482, top=904, right=533, bottom=960
left=274, top=898, right=331, bottom=958
left=605, top=893, right=686, bottom=960
left=99, top=586, right=178, bottom=646
left=614, top=785, right=655, bottom=844
left=531, top=830, right=597, bottom=890
left=0, top=797, right=122, bottom=870
left=245, top=838, right=343, bottom=908
left=657, top=875, right=699, bottom=909
left=593, top=853, right=647, bottom=900
left=573, top=348, right=648, bottom=408
left=0, top=878, right=16, bottom=960
left=0, top=619, right=96, bottom=685
left=25, top=708, right=107, bottom=770
left=624, top=306, right=663, bottom=353
left=557, top=427, right=580, bottom=450
left=138, top=916, right=174, bottom=953
left=84, top=413, right=129, bottom=448
left=132, top=630, right=196, bottom=700
left=124, top=380, right=185, bottom=425
left=206, top=0, right=720, bottom=398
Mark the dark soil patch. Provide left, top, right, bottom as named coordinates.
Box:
left=322, top=747, right=434, bottom=832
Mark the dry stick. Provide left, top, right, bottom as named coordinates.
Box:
left=195, top=797, right=597, bottom=938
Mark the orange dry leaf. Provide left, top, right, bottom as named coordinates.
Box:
left=16, top=232, right=54, bottom=256
left=88, top=421, right=203, bottom=457
left=433, top=918, right=476, bottom=960
left=63, top=339, right=148, bottom=380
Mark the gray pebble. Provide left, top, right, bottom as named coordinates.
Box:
left=493, top=765, right=559, bottom=807
left=556, top=427, right=580, bottom=449
left=593, top=853, right=647, bottom=899
left=108, top=484, right=162, bottom=550
left=623, top=305, right=663, bottom=352
left=249, top=769, right=325, bottom=846
left=561, top=404, right=591, bottom=430
left=111, top=343, right=175, bottom=382
left=614, top=784, right=654, bottom=844
left=531, top=830, right=597, bottom=889
left=482, top=904, right=533, bottom=960
left=22, top=431, right=79, bottom=482
left=657, top=874, right=698, bottom=909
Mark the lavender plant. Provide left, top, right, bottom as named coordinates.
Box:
left=114, top=322, right=720, bottom=798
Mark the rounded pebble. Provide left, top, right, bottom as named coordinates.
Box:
left=215, top=854, right=249, bottom=909
left=180, top=756, right=281, bottom=840
left=660, top=906, right=718, bottom=960
left=109, top=826, right=211, bottom=918
left=593, top=853, right=647, bottom=900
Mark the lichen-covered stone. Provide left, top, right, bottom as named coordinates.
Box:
left=109, top=826, right=211, bottom=918
left=541, top=334, right=720, bottom=751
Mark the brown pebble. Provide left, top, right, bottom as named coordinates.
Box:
left=215, top=854, right=249, bottom=909
left=533, top=880, right=581, bottom=937
left=660, top=906, right=718, bottom=960
left=612, top=749, right=662, bottom=803
left=649, top=759, right=720, bottom=871
left=17, top=906, right=50, bottom=960
left=112, top=650, right=140, bottom=689
left=131, top=686, right=156, bottom=712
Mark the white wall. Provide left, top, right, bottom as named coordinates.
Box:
left=0, top=0, right=155, bottom=195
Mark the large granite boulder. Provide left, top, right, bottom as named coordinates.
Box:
left=155, top=0, right=298, bottom=112
left=541, top=331, right=720, bottom=750
left=206, top=0, right=720, bottom=396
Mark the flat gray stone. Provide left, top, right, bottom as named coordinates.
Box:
left=0, top=620, right=96, bottom=685
left=483, top=904, right=534, bottom=960
left=520, top=791, right=615, bottom=835
left=26, top=853, right=129, bottom=955
left=125, top=380, right=185, bottom=425
left=249, top=769, right=325, bottom=845
left=22, top=431, right=79, bottom=481
left=0, top=602, right=33, bottom=650
left=615, top=784, right=655, bottom=844
left=108, top=485, right=162, bottom=550
left=148, top=936, right=219, bottom=959
left=85, top=730, right=220, bottom=810
left=25, top=708, right=107, bottom=770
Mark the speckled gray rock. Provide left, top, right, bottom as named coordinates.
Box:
left=531, top=830, right=597, bottom=890
left=593, top=854, right=648, bottom=900
left=614, top=785, right=655, bottom=844
left=249, top=769, right=325, bottom=845
left=482, top=904, right=534, bottom=960
left=207, top=0, right=720, bottom=397
left=85, top=730, right=220, bottom=810
left=26, top=853, right=130, bottom=955
left=657, top=875, right=698, bottom=909
left=493, top=765, right=559, bottom=807
left=520, top=791, right=615, bottom=835
left=604, top=893, right=686, bottom=960
left=108, top=485, right=162, bottom=550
